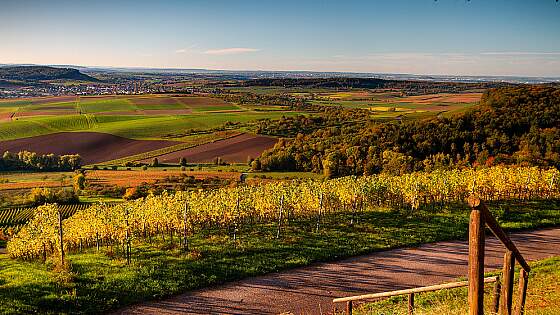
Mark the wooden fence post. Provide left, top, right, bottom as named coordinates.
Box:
left=492, top=276, right=501, bottom=314
left=183, top=203, right=189, bottom=251
left=346, top=301, right=353, bottom=315
left=58, top=210, right=65, bottom=266
left=500, top=251, right=515, bottom=315
left=408, top=293, right=415, bottom=314
left=468, top=208, right=485, bottom=315
left=513, top=269, right=529, bottom=315
left=276, top=195, right=284, bottom=239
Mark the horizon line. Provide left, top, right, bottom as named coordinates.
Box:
left=1, top=62, right=560, bottom=79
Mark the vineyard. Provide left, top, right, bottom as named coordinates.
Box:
left=0, top=203, right=88, bottom=232
left=6, top=166, right=560, bottom=260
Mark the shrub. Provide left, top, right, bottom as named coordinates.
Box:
left=28, top=188, right=79, bottom=206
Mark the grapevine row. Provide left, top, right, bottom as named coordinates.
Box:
left=7, top=166, right=560, bottom=260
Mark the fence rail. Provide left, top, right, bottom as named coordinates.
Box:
left=333, top=277, right=498, bottom=314
left=332, top=196, right=531, bottom=315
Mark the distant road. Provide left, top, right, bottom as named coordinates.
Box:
left=115, top=228, right=560, bottom=315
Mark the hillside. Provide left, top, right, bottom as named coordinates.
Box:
left=0, top=65, right=99, bottom=82
left=241, top=77, right=510, bottom=94
left=256, top=86, right=560, bottom=176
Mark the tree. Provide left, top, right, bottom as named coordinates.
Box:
left=151, top=158, right=159, bottom=167
left=123, top=187, right=138, bottom=200
left=180, top=157, right=187, bottom=167
left=73, top=173, right=86, bottom=191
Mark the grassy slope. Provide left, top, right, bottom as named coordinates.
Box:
left=356, top=256, right=560, bottom=315
left=0, top=111, right=300, bottom=141
left=0, top=199, right=559, bottom=314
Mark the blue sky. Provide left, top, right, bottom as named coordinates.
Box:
left=1, top=0, right=559, bottom=76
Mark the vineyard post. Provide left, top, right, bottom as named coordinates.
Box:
left=183, top=202, right=189, bottom=251
left=492, top=276, right=501, bottom=314
left=96, top=232, right=100, bottom=251
left=500, top=251, right=515, bottom=315
left=513, top=269, right=528, bottom=315
left=408, top=293, right=415, bottom=314
left=125, top=206, right=130, bottom=265
left=346, top=301, right=352, bottom=315
left=58, top=210, right=65, bottom=266
left=276, top=195, right=284, bottom=239
left=233, top=195, right=240, bottom=242
left=316, top=192, right=323, bottom=233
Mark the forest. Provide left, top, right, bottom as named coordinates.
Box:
left=240, top=77, right=510, bottom=94
left=254, top=86, right=560, bottom=177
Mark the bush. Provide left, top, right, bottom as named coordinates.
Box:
left=28, top=188, right=79, bottom=206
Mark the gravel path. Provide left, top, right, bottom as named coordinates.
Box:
left=115, top=227, right=560, bottom=315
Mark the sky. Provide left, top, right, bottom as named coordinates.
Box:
left=1, top=0, right=560, bottom=77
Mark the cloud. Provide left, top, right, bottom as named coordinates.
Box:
left=480, top=52, right=560, bottom=56
left=175, top=44, right=198, bottom=54
left=204, top=47, right=260, bottom=55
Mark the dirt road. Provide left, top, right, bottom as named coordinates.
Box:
left=115, top=228, right=560, bottom=315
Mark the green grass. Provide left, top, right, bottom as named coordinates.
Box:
left=24, top=102, right=78, bottom=111
left=355, top=256, right=560, bottom=315
left=0, top=119, right=54, bottom=140
left=0, top=199, right=559, bottom=314
left=79, top=99, right=137, bottom=113
left=0, top=100, right=32, bottom=107
left=0, top=110, right=300, bottom=141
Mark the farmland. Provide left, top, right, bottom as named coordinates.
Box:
left=0, top=87, right=484, bottom=170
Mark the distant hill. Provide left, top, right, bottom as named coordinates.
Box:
left=0, top=65, right=99, bottom=82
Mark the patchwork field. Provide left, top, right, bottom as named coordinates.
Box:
left=140, top=133, right=277, bottom=163
left=0, top=90, right=481, bottom=168
left=309, top=90, right=482, bottom=119
left=0, top=132, right=179, bottom=164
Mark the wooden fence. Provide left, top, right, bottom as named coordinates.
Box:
left=332, top=196, right=530, bottom=315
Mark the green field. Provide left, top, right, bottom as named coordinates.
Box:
left=0, top=94, right=302, bottom=141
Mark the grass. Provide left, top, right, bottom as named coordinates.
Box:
left=78, top=98, right=137, bottom=113
left=0, top=199, right=559, bottom=314
left=355, top=256, right=560, bottom=315
left=0, top=108, right=300, bottom=141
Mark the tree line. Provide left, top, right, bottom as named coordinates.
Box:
left=253, top=86, right=560, bottom=177
left=0, top=151, right=82, bottom=171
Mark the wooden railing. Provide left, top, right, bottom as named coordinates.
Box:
left=332, top=196, right=531, bottom=315
left=333, top=276, right=499, bottom=315
left=468, top=196, right=530, bottom=315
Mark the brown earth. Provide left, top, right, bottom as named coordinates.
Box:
left=400, top=93, right=483, bottom=104
left=94, top=109, right=193, bottom=116
left=0, top=113, right=13, bottom=121
left=30, top=96, right=78, bottom=105
left=79, top=95, right=130, bottom=100
left=140, top=133, right=277, bottom=164
left=0, top=181, right=63, bottom=191
left=115, top=227, right=560, bottom=315
left=86, top=170, right=240, bottom=187
left=38, top=105, right=75, bottom=110
left=0, top=132, right=180, bottom=164
left=175, top=96, right=234, bottom=108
